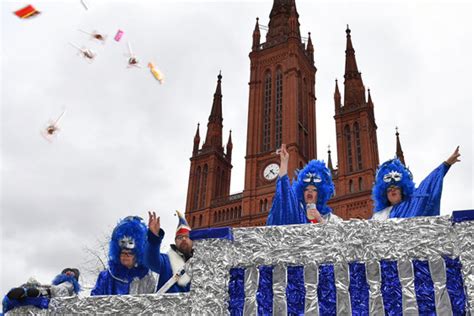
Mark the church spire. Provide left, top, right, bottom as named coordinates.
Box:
left=226, top=130, right=233, bottom=160
left=334, top=79, right=342, bottom=111
left=202, top=72, right=224, bottom=152
left=344, top=25, right=366, bottom=108
left=395, top=127, right=405, bottom=165
left=327, top=145, right=334, bottom=173
left=252, top=17, right=261, bottom=51
left=266, top=0, right=301, bottom=44
left=367, top=88, right=374, bottom=107
left=306, top=32, right=314, bottom=62
left=193, top=123, right=200, bottom=156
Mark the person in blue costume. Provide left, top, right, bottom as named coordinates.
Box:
left=91, top=216, right=157, bottom=295
left=266, top=144, right=342, bottom=226
left=145, top=210, right=193, bottom=293
left=2, top=268, right=81, bottom=314
left=371, top=146, right=461, bottom=220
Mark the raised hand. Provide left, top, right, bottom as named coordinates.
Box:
left=148, top=211, right=161, bottom=236
left=445, top=146, right=461, bottom=166
left=277, top=144, right=289, bottom=176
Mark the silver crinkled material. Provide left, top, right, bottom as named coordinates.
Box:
left=7, top=215, right=474, bottom=315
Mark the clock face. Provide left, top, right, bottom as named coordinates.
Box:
left=263, top=163, right=280, bottom=181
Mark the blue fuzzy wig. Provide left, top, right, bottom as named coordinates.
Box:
left=109, top=216, right=147, bottom=266
left=292, top=160, right=335, bottom=215
left=372, top=158, right=415, bottom=212
left=52, top=273, right=81, bottom=294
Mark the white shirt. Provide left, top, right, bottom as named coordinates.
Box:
left=371, top=206, right=393, bottom=220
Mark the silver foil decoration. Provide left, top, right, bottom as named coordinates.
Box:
left=7, top=215, right=474, bottom=315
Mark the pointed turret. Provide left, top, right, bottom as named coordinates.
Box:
left=327, top=145, right=334, bottom=172
left=367, top=88, right=374, bottom=107
left=334, top=79, right=342, bottom=111
left=252, top=17, right=261, bottom=51
left=202, top=72, right=224, bottom=152
left=306, top=32, right=314, bottom=62
left=395, top=127, right=405, bottom=165
left=266, top=0, right=301, bottom=45
left=344, top=25, right=366, bottom=108
left=193, top=123, right=200, bottom=156
left=226, top=130, right=233, bottom=160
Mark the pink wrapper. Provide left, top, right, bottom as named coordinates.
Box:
left=114, top=30, right=124, bottom=42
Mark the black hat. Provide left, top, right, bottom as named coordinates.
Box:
left=61, top=268, right=80, bottom=281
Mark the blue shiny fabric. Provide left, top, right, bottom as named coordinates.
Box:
left=190, top=227, right=233, bottom=241
left=228, top=267, right=245, bottom=316
left=389, top=163, right=450, bottom=218
left=2, top=295, right=49, bottom=314
left=444, top=256, right=466, bottom=315
left=267, top=175, right=307, bottom=225
left=91, top=262, right=150, bottom=295
left=349, top=262, right=369, bottom=315
left=380, top=260, right=403, bottom=315
left=318, top=264, right=336, bottom=316
left=286, top=266, right=305, bottom=316
left=413, top=260, right=436, bottom=315
left=451, top=209, right=474, bottom=223
left=256, top=266, right=273, bottom=316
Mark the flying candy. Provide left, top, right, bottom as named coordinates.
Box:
left=114, top=30, right=124, bottom=42
left=148, top=62, right=165, bottom=84
left=14, top=5, right=40, bottom=19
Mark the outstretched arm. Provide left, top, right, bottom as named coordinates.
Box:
left=394, top=147, right=460, bottom=218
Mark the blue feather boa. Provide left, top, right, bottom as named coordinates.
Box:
left=372, top=158, right=415, bottom=212
left=292, top=160, right=335, bottom=215
left=51, top=274, right=81, bottom=294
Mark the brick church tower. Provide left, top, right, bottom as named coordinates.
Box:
left=327, top=26, right=380, bottom=219
left=241, top=0, right=317, bottom=226
left=184, top=73, right=234, bottom=228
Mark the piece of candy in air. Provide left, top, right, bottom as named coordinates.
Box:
left=114, top=29, right=124, bottom=42
left=148, top=62, right=165, bottom=84
left=14, top=4, right=40, bottom=19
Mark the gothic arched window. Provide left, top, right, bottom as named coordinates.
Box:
left=354, top=122, right=362, bottom=170
left=215, top=166, right=221, bottom=198
left=200, top=165, right=208, bottom=208
left=262, top=71, right=272, bottom=152
left=275, top=68, right=283, bottom=148
left=194, top=166, right=201, bottom=209
left=344, top=125, right=353, bottom=172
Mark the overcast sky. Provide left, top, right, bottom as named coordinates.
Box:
left=1, top=0, right=472, bottom=299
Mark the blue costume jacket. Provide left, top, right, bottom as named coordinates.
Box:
left=90, top=262, right=154, bottom=295
left=144, top=229, right=191, bottom=293
left=387, top=162, right=450, bottom=218
left=266, top=175, right=335, bottom=226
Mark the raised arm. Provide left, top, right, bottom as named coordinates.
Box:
left=144, top=211, right=167, bottom=274
left=267, top=145, right=307, bottom=225
left=394, top=147, right=460, bottom=218
left=277, top=144, right=289, bottom=177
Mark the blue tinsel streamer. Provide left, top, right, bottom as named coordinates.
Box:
left=349, top=262, right=370, bottom=316
left=228, top=267, right=245, bottom=316
left=380, top=260, right=403, bottom=316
